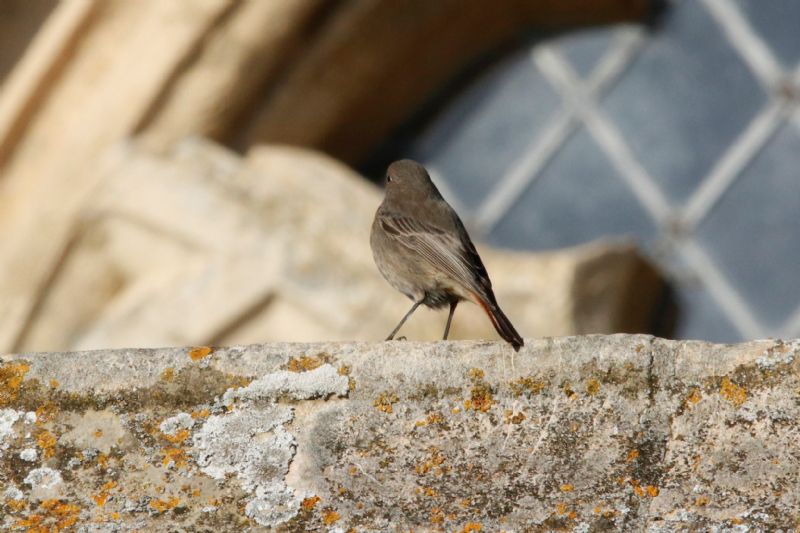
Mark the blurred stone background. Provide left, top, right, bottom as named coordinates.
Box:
left=0, top=0, right=796, bottom=353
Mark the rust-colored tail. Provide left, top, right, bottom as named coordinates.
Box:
left=473, top=293, right=523, bottom=352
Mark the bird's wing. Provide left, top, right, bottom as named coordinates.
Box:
left=379, top=214, right=492, bottom=296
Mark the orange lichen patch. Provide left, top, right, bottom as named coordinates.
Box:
left=629, top=479, right=645, bottom=497
left=415, top=447, right=447, bottom=476
left=149, top=496, right=180, bottom=513
left=686, top=388, right=702, bottom=405
left=694, top=495, right=709, bottom=507
left=415, top=412, right=444, bottom=427
left=35, top=402, right=58, bottom=425
left=161, top=447, right=188, bottom=468
left=553, top=504, right=578, bottom=520
left=15, top=499, right=81, bottom=531
left=460, top=523, right=482, bottom=533
left=0, top=361, right=30, bottom=406
left=337, top=365, right=351, bottom=376
left=191, top=409, right=210, bottom=419
left=374, top=392, right=398, bottom=414
left=509, top=376, right=546, bottom=397
left=161, top=367, right=175, bottom=382
left=459, top=498, right=471, bottom=508
left=504, top=410, right=526, bottom=424
left=7, top=499, right=27, bottom=512
left=422, top=487, right=438, bottom=497
left=287, top=354, right=324, bottom=373
left=468, top=368, right=485, bottom=380
left=92, top=492, right=109, bottom=508
left=430, top=507, right=444, bottom=525
left=97, top=453, right=109, bottom=469
left=94, top=429, right=103, bottom=438
left=322, top=509, right=340, bottom=525
left=36, top=429, right=57, bottom=459
left=559, top=484, right=574, bottom=492
left=464, top=384, right=494, bottom=413
left=646, top=485, right=659, bottom=497
left=188, top=346, right=213, bottom=361
left=586, top=379, right=601, bottom=396
left=92, top=481, right=118, bottom=507
left=162, top=429, right=190, bottom=444
left=49, top=379, right=59, bottom=389
left=720, top=377, right=747, bottom=406
left=301, top=495, right=320, bottom=511
left=626, top=449, right=640, bottom=463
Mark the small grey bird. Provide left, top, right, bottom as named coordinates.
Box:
left=370, top=159, right=523, bottom=351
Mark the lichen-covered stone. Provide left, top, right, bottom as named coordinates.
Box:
left=0, top=336, right=798, bottom=530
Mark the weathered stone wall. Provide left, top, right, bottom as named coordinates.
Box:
left=1, top=335, right=797, bottom=530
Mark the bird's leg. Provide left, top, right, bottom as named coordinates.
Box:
left=386, top=299, right=424, bottom=341
left=443, top=300, right=458, bottom=340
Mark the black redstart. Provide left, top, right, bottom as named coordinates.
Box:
left=370, top=159, right=524, bottom=351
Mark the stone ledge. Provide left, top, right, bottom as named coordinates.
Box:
left=1, top=335, right=798, bottom=530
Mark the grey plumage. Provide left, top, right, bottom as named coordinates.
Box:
left=370, top=159, right=523, bottom=351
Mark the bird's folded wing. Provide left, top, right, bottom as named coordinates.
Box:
left=379, top=215, right=489, bottom=295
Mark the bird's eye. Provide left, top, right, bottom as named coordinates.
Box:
left=386, top=175, right=392, bottom=183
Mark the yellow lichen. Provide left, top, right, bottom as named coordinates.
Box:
left=149, top=496, right=180, bottom=513
left=35, top=402, right=58, bottom=424
left=287, top=355, right=324, bottom=373
left=460, top=523, right=482, bottom=532
left=162, top=429, right=189, bottom=444
left=555, top=502, right=568, bottom=515
left=415, top=412, right=444, bottom=427
left=559, top=484, right=574, bottom=492
left=415, top=447, right=447, bottom=477
left=686, top=388, right=702, bottom=405
left=0, top=361, right=30, bottom=406
left=161, top=367, right=175, bottom=382
left=15, top=499, right=81, bottom=531
left=509, top=376, right=546, bottom=397
left=94, top=429, right=103, bottom=438
left=720, top=377, right=747, bottom=406
left=646, top=485, right=659, bottom=497
left=191, top=409, right=210, bottom=419
left=36, top=430, right=57, bottom=459
left=301, top=495, right=320, bottom=511
left=626, top=449, right=640, bottom=463
left=374, top=392, right=398, bottom=414
left=188, top=346, right=212, bottom=361
left=586, top=379, right=601, bottom=396
left=92, top=480, right=118, bottom=507
left=49, top=379, right=59, bottom=389
left=7, top=499, right=27, bottom=512
left=430, top=507, right=444, bottom=525
left=161, top=447, right=187, bottom=468
left=695, top=495, right=709, bottom=506
left=464, top=384, right=494, bottom=413
left=322, top=509, right=340, bottom=525
left=504, top=410, right=526, bottom=424
left=97, top=453, right=109, bottom=469
left=468, top=368, right=485, bottom=380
